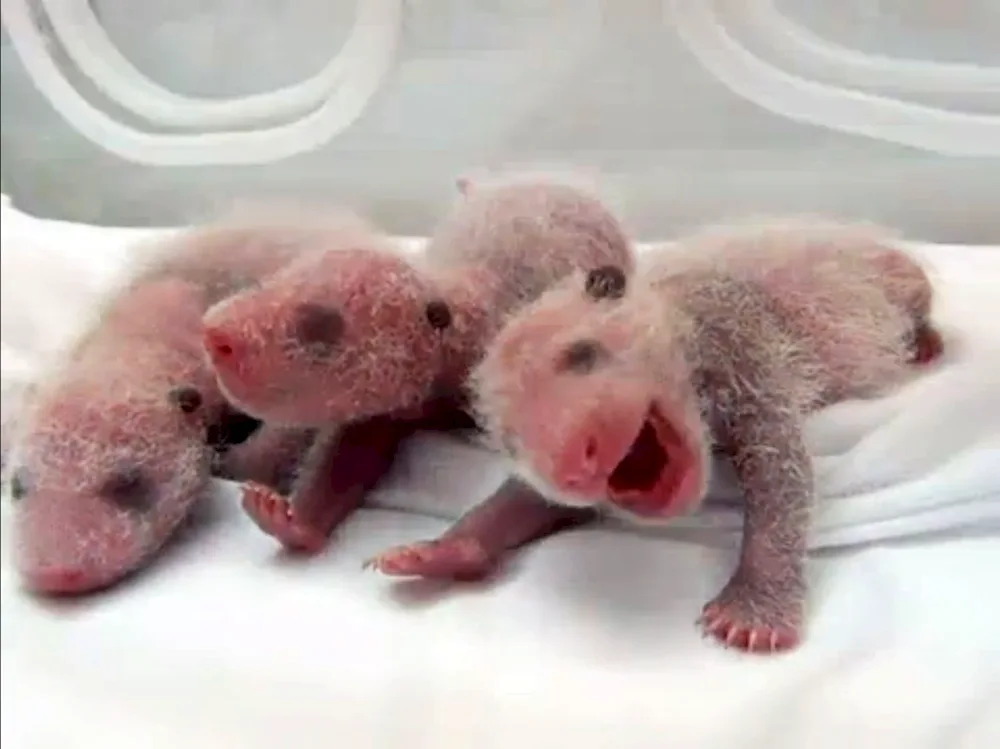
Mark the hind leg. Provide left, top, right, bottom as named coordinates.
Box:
left=216, top=425, right=315, bottom=490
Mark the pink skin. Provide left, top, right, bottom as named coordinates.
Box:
left=7, top=279, right=223, bottom=595
left=10, top=386, right=212, bottom=594
left=239, top=415, right=416, bottom=552
left=8, top=214, right=377, bottom=595
left=200, top=175, right=636, bottom=554
left=369, top=220, right=944, bottom=654
left=212, top=423, right=315, bottom=491
left=202, top=249, right=475, bottom=550
left=495, top=368, right=708, bottom=518
left=236, top=405, right=484, bottom=552
left=364, top=477, right=595, bottom=581
left=10, top=390, right=288, bottom=595
left=202, top=248, right=458, bottom=427
left=463, top=280, right=809, bottom=654
left=657, top=222, right=945, bottom=401
left=7, top=276, right=306, bottom=596
left=364, top=283, right=707, bottom=582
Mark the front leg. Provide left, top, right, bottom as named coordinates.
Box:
left=364, top=477, right=596, bottom=581
left=699, top=408, right=812, bottom=654
left=215, top=425, right=316, bottom=492
left=242, top=415, right=412, bottom=553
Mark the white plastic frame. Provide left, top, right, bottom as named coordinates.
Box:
left=38, top=0, right=398, bottom=129
left=0, top=0, right=403, bottom=165
left=667, top=0, right=1000, bottom=156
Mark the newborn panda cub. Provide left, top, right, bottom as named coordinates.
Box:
left=6, top=280, right=286, bottom=595
left=4, top=215, right=337, bottom=595
left=374, top=219, right=944, bottom=654
left=201, top=173, right=636, bottom=554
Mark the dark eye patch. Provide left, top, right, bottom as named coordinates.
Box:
left=425, top=299, right=452, bottom=330
left=293, top=303, right=345, bottom=354
left=557, top=338, right=609, bottom=374
left=8, top=470, right=29, bottom=502
left=167, top=385, right=203, bottom=414
left=99, top=467, right=155, bottom=513
left=584, top=265, right=627, bottom=300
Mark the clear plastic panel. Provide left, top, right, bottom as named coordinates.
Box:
left=1, top=0, right=998, bottom=243
left=39, top=0, right=366, bottom=127
left=717, top=0, right=1000, bottom=112
left=778, top=0, right=1000, bottom=64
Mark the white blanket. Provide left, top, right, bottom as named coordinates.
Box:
left=2, top=199, right=999, bottom=748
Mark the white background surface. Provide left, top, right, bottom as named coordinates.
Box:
left=2, top=500, right=999, bottom=749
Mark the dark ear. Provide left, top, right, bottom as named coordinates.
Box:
left=425, top=299, right=453, bottom=330
left=8, top=469, right=29, bottom=502
left=167, top=386, right=203, bottom=414
left=584, top=265, right=627, bottom=300
left=207, top=404, right=263, bottom=451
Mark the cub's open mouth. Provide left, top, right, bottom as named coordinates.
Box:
left=607, top=404, right=689, bottom=514
left=608, top=416, right=666, bottom=495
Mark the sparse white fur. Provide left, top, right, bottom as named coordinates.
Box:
left=468, top=216, right=939, bottom=651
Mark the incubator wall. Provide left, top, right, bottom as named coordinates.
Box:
left=2, top=0, right=998, bottom=242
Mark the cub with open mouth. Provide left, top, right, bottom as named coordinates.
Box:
left=203, top=171, right=637, bottom=554
left=367, top=218, right=944, bottom=654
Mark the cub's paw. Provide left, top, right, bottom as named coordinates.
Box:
left=698, top=579, right=803, bottom=654
left=240, top=482, right=325, bottom=553
left=363, top=537, right=495, bottom=582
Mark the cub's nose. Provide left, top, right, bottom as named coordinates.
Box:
left=202, top=326, right=243, bottom=365
left=554, top=431, right=606, bottom=497
left=22, top=566, right=89, bottom=595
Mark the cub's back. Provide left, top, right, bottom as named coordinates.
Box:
left=654, top=269, right=830, bottom=422
left=649, top=224, right=917, bottom=402
left=426, top=179, right=635, bottom=312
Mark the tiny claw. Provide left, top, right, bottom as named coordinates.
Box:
left=724, top=626, right=740, bottom=648
left=365, top=538, right=494, bottom=581
left=707, top=617, right=727, bottom=636
left=698, top=590, right=802, bottom=654
left=241, top=482, right=325, bottom=552
left=362, top=553, right=401, bottom=573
